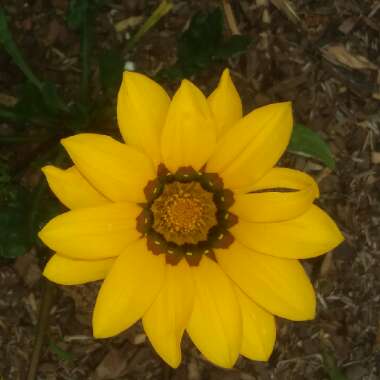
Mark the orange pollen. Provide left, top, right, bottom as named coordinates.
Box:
left=151, top=182, right=217, bottom=245
left=164, top=195, right=204, bottom=233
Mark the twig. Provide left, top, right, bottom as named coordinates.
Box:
left=222, top=0, right=241, bottom=35
left=26, top=280, right=56, bottom=380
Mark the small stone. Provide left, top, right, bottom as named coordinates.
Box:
left=133, top=333, right=146, bottom=345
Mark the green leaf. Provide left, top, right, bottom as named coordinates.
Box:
left=0, top=104, right=24, bottom=123
left=215, top=35, right=251, bottom=60
left=67, top=0, right=93, bottom=102
left=322, top=351, right=348, bottom=380
left=177, top=8, right=223, bottom=64
left=13, top=82, right=57, bottom=123
left=41, top=82, right=68, bottom=114
left=288, top=123, right=336, bottom=169
left=99, top=49, right=124, bottom=97
left=157, top=7, right=250, bottom=81
left=0, top=8, right=43, bottom=90
left=0, top=184, right=29, bottom=258
left=66, top=0, right=89, bottom=30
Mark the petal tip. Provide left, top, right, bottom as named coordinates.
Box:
left=60, top=135, right=77, bottom=151
left=92, top=319, right=113, bottom=339
left=299, top=298, right=316, bottom=321
left=121, top=70, right=146, bottom=87
left=162, top=353, right=181, bottom=369
left=41, top=165, right=55, bottom=176
left=221, top=67, right=231, bottom=79
left=37, top=228, right=47, bottom=243
left=179, top=78, right=194, bottom=92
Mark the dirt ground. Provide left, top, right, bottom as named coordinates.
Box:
left=1, top=1, right=380, bottom=379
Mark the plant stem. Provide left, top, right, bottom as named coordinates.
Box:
left=127, top=0, right=173, bottom=50
left=80, top=3, right=91, bottom=102
left=26, top=280, right=56, bottom=380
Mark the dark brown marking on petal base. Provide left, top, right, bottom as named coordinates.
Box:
left=224, top=212, right=239, bottom=228
left=211, top=230, right=234, bottom=249
left=220, top=189, right=235, bottom=209
left=185, top=252, right=203, bottom=266
left=136, top=208, right=153, bottom=234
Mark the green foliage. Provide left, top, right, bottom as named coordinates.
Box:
left=13, top=82, right=65, bottom=123
left=289, top=123, right=336, bottom=169
left=99, top=49, right=125, bottom=97
left=0, top=165, right=29, bottom=258
left=157, top=8, right=251, bottom=81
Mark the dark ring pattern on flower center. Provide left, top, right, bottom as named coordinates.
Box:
left=136, top=164, right=238, bottom=266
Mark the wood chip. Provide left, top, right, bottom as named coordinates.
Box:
left=319, top=252, right=334, bottom=277
left=371, top=151, right=380, bottom=164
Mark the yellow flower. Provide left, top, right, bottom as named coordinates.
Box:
left=39, top=69, right=343, bottom=368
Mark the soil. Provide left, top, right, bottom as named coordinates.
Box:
left=1, top=1, right=380, bottom=379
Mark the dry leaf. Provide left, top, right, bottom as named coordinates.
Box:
left=321, top=44, right=378, bottom=71
left=270, top=0, right=300, bottom=24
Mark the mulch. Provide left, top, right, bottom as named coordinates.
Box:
left=0, top=1, right=379, bottom=379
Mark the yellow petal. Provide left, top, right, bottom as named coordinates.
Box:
left=143, top=260, right=194, bottom=368
left=186, top=257, right=241, bottom=368
left=235, top=286, right=276, bottom=361
left=249, top=167, right=320, bottom=194
left=231, top=168, right=319, bottom=222
left=43, top=254, right=114, bottom=285
left=232, top=205, right=344, bottom=259
left=117, top=71, right=170, bottom=166
left=161, top=80, right=217, bottom=172
left=38, top=203, right=141, bottom=260
left=216, top=242, right=316, bottom=321
left=93, top=239, right=166, bottom=338
left=42, top=165, right=109, bottom=209
left=206, top=102, right=293, bottom=191
left=207, top=68, right=242, bottom=137
left=62, top=133, right=155, bottom=203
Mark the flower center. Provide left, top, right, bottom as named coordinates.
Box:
left=137, top=165, right=238, bottom=266
left=151, top=182, right=217, bottom=245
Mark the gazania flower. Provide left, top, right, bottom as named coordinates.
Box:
left=39, top=69, right=343, bottom=368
